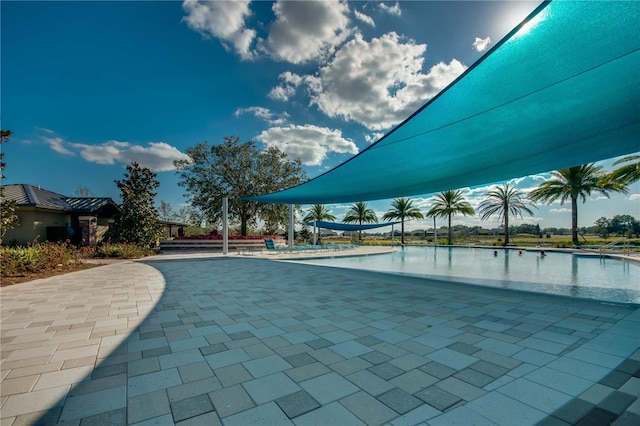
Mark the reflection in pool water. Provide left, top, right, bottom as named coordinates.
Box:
left=295, top=246, right=640, bottom=304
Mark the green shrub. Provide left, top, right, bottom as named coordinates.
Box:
left=0, top=242, right=81, bottom=277
left=96, top=243, right=155, bottom=259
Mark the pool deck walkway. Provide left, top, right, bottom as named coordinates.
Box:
left=1, top=251, right=638, bottom=425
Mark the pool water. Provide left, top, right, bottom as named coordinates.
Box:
left=295, top=246, right=640, bottom=304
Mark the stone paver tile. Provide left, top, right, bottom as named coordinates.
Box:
left=329, top=341, right=372, bottom=359
left=243, top=372, right=301, bottom=404
left=0, top=384, right=70, bottom=418
left=127, top=357, right=160, bottom=377
left=167, top=377, right=222, bottom=402
left=553, top=398, right=595, bottom=424
left=244, top=342, right=276, bottom=359
left=377, top=387, right=422, bottom=415
left=428, top=405, right=495, bottom=426
left=223, top=401, right=292, bottom=426
left=373, top=330, right=412, bottom=344
left=309, top=347, right=345, bottom=365
left=453, top=368, right=495, bottom=388
left=389, top=353, right=429, bottom=371
left=294, top=401, right=365, bottom=426
left=205, top=348, right=250, bottom=369
left=178, top=360, right=214, bottom=383
left=68, top=373, right=126, bottom=397
left=285, top=362, right=332, bottom=383
left=284, top=353, right=316, bottom=368
left=320, top=330, right=357, bottom=344
left=415, top=386, right=462, bottom=411
left=427, top=348, right=477, bottom=370
left=390, top=369, right=438, bottom=394
left=330, top=357, right=372, bottom=376
left=4, top=361, right=65, bottom=380
left=498, top=378, right=573, bottom=414
left=300, top=372, right=359, bottom=405
left=340, top=391, right=397, bottom=426
left=77, top=407, right=127, bottom=425
left=128, top=368, right=182, bottom=398
left=209, top=384, right=255, bottom=418
left=3, top=345, right=58, bottom=362
left=305, top=338, right=333, bottom=350
left=275, top=390, right=321, bottom=419
left=526, top=366, right=594, bottom=397
left=599, top=390, right=636, bottom=415
left=419, top=361, right=457, bottom=380
left=368, top=362, right=404, bottom=380
left=59, top=386, right=127, bottom=422
left=346, top=369, right=395, bottom=397
left=437, top=376, right=486, bottom=402
left=175, top=411, right=222, bottom=426
left=128, top=389, right=170, bottom=424
left=32, top=365, right=94, bottom=391
left=50, top=345, right=100, bottom=362
left=0, top=375, right=38, bottom=396
left=359, top=350, right=392, bottom=365
left=465, top=389, right=547, bottom=426
left=159, top=349, right=204, bottom=370
left=170, top=394, right=214, bottom=423
left=243, top=354, right=292, bottom=378
left=214, top=363, right=253, bottom=387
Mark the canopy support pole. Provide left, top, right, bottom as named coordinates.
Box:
left=433, top=217, right=438, bottom=246
left=222, top=196, right=228, bottom=255
left=313, top=219, right=317, bottom=245
left=391, top=224, right=395, bottom=247
left=288, top=204, right=294, bottom=249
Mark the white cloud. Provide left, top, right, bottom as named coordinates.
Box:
left=379, top=2, right=401, bottom=16
left=364, top=132, right=385, bottom=143
left=268, top=71, right=304, bottom=101
left=629, top=193, right=640, bottom=201
left=35, top=127, right=55, bottom=134
left=307, top=32, right=466, bottom=130
left=43, top=137, right=74, bottom=156
left=255, top=124, right=358, bottom=166
left=354, top=10, right=375, bottom=27
left=181, top=0, right=256, bottom=60
left=235, top=106, right=289, bottom=126
left=473, top=36, right=491, bottom=52
left=549, top=208, right=571, bottom=213
left=257, top=0, right=351, bottom=64
left=59, top=139, right=189, bottom=172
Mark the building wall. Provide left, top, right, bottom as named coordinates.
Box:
left=3, top=208, right=70, bottom=246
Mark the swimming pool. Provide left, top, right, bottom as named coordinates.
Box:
left=294, top=246, right=640, bottom=304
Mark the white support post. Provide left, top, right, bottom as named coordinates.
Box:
left=313, top=219, right=317, bottom=245
left=222, top=196, right=228, bottom=255
left=433, top=217, right=438, bottom=246
left=391, top=224, right=395, bottom=247
left=289, top=204, right=295, bottom=249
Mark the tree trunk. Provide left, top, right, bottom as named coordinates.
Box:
left=571, top=195, right=579, bottom=246
left=503, top=211, right=510, bottom=246
left=448, top=214, right=452, bottom=245
left=401, top=219, right=405, bottom=245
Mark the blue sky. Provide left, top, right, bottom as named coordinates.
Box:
left=2, top=0, right=638, bottom=232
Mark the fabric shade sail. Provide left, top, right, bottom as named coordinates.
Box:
left=247, top=0, right=640, bottom=205
left=307, top=221, right=400, bottom=232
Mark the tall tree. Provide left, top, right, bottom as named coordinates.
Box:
left=113, top=162, right=161, bottom=248
left=478, top=183, right=536, bottom=246
left=303, top=204, right=337, bottom=244
left=426, top=190, right=475, bottom=245
left=302, top=204, right=337, bottom=223
left=343, top=201, right=378, bottom=242
left=530, top=164, right=626, bottom=246
left=606, top=154, right=640, bottom=186
left=75, top=185, right=95, bottom=197
left=158, top=200, right=175, bottom=220
left=382, top=197, right=424, bottom=245
left=174, top=137, right=306, bottom=236
left=0, top=129, right=19, bottom=242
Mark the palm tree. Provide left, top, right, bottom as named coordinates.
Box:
left=302, top=204, right=336, bottom=244
left=478, top=183, right=536, bottom=246
left=606, top=154, right=640, bottom=186
left=426, top=190, right=475, bottom=245
left=382, top=197, right=424, bottom=245
left=343, top=201, right=378, bottom=242
left=530, top=164, right=627, bottom=246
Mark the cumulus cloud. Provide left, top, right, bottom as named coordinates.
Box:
left=354, top=10, right=375, bottom=27
left=629, top=194, right=640, bottom=201
left=550, top=208, right=571, bottom=213
left=473, top=36, right=491, bottom=52
left=268, top=71, right=304, bottom=101
left=257, top=0, right=351, bottom=64
left=255, top=124, right=358, bottom=166
left=235, top=106, right=289, bottom=126
left=307, top=32, right=466, bottom=130
left=364, top=132, right=385, bottom=143
left=379, top=1, right=401, bottom=16
left=181, top=0, right=256, bottom=60
left=42, top=136, right=189, bottom=172
left=43, top=137, right=74, bottom=156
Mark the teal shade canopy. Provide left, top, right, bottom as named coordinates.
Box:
left=247, top=0, right=640, bottom=205
left=307, top=221, right=400, bottom=231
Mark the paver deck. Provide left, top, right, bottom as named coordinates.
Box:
left=1, top=252, right=638, bottom=425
